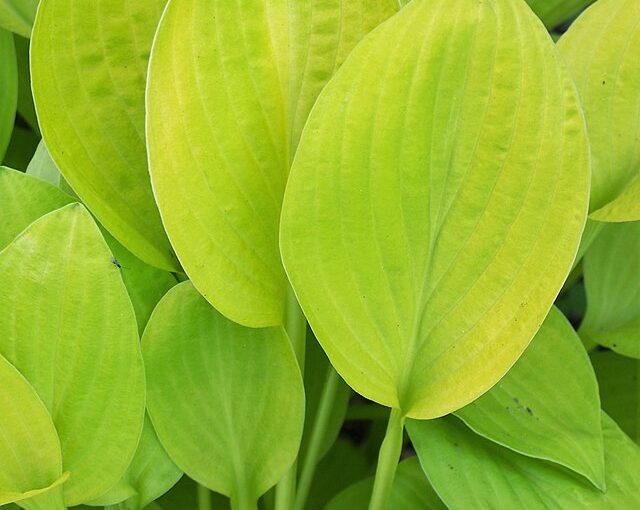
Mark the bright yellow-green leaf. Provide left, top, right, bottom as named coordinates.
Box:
left=280, top=0, right=589, bottom=418
left=408, top=413, right=640, bottom=509
left=30, top=0, right=179, bottom=271
left=142, top=282, right=305, bottom=506
left=146, top=0, right=397, bottom=327
left=0, top=355, right=67, bottom=509
left=580, top=221, right=640, bottom=358
left=0, top=1, right=37, bottom=38
left=456, top=307, right=604, bottom=488
left=558, top=0, right=640, bottom=222
left=526, top=0, right=594, bottom=28
left=0, top=204, right=145, bottom=506
left=0, top=28, right=17, bottom=159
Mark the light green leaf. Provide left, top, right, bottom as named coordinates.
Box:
left=142, top=282, right=305, bottom=506
left=0, top=0, right=36, bottom=38
left=326, top=457, right=445, bottom=510
left=558, top=0, right=640, bottom=222
left=580, top=221, right=640, bottom=358
left=0, top=355, right=67, bottom=509
left=0, top=28, right=17, bottom=160
left=408, top=413, right=640, bottom=509
left=0, top=166, right=76, bottom=250
left=30, top=0, right=179, bottom=271
left=526, top=0, right=594, bottom=28
left=26, top=141, right=65, bottom=188
left=146, top=0, right=397, bottom=327
left=280, top=0, right=590, bottom=418
left=0, top=204, right=145, bottom=506
left=455, top=307, right=604, bottom=488
left=591, top=350, right=640, bottom=443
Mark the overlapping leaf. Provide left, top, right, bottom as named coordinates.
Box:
left=526, top=0, right=594, bottom=28
left=0, top=28, right=17, bottom=159
left=559, top=0, right=640, bottom=222
left=280, top=0, right=590, bottom=418
left=0, top=0, right=37, bottom=37
left=30, top=0, right=179, bottom=271
left=0, top=204, right=145, bottom=505
left=146, top=0, right=397, bottom=327
left=142, top=282, right=305, bottom=507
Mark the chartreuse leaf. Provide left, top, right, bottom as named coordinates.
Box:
left=30, top=0, right=179, bottom=271
left=280, top=0, right=590, bottom=418
left=408, top=413, right=640, bottom=509
left=0, top=355, right=68, bottom=509
left=559, top=0, right=640, bottom=222
left=0, top=1, right=37, bottom=38
left=146, top=0, right=397, bottom=326
left=0, top=28, right=17, bottom=160
left=455, top=307, right=605, bottom=488
left=326, top=457, right=445, bottom=510
left=0, top=204, right=145, bottom=506
left=591, top=350, right=640, bottom=443
left=580, top=221, right=640, bottom=358
left=525, top=0, right=594, bottom=28
left=142, top=282, right=305, bottom=507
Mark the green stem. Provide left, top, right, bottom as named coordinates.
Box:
left=230, top=491, right=258, bottom=510
left=294, top=368, right=342, bottom=510
left=368, top=408, right=405, bottom=510
left=275, top=285, right=307, bottom=510
left=197, top=484, right=211, bottom=510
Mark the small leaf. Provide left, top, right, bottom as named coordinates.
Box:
left=455, top=307, right=605, bottom=488
left=0, top=204, right=145, bottom=506
left=142, top=282, right=305, bottom=505
left=580, top=221, right=640, bottom=358
left=0, top=0, right=37, bottom=38
left=281, top=0, right=590, bottom=418
left=408, top=413, right=640, bottom=509
left=30, top=0, right=179, bottom=271
left=558, top=0, right=640, bottom=221
left=0, top=28, right=17, bottom=159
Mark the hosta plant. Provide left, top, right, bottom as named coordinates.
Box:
left=0, top=0, right=639, bottom=509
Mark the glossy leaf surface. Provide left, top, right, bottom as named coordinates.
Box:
left=146, top=0, right=397, bottom=326
left=0, top=28, right=17, bottom=159
left=30, top=0, right=178, bottom=271
left=143, top=282, right=305, bottom=504
left=456, top=307, right=604, bottom=488
left=559, top=0, right=640, bottom=221
left=0, top=1, right=37, bottom=37
left=580, top=221, right=640, bottom=358
left=281, top=0, right=589, bottom=418
left=0, top=204, right=145, bottom=505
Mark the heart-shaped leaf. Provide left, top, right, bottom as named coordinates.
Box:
left=0, top=1, right=37, bottom=38
left=0, top=204, right=145, bottom=506
left=30, top=0, right=179, bottom=271
left=142, top=282, right=305, bottom=507
left=0, top=28, right=16, bottom=159
left=280, top=0, right=590, bottom=418
left=146, top=0, right=397, bottom=327
left=558, top=0, right=640, bottom=222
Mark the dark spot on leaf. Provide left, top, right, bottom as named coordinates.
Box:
left=526, top=407, right=533, bottom=415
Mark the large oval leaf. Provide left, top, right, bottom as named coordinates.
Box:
left=0, top=28, right=17, bottom=159
left=558, top=0, right=640, bottom=222
left=0, top=204, right=145, bottom=506
left=142, top=282, right=305, bottom=506
left=580, top=221, right=640, bottom=358
left=146, top=0, right=397, bottom=326
left=0, top=1, right=37, bottom=37
left=455, top=307, right=604, bottom=488
left=408, top=414, right=640, bottom=509
left=280, top=0, right=590, bottom=418
left=30, top=0, right=178, bottom=271
left=0, top=355, right=67, bottom=509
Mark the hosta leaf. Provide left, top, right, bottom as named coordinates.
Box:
left=326, top=457, right=445, bottom=510
left=13, top=34, right=38, bottom=134
left=525, top=0, right=594, bottom=28
left=455, top=307, right=604, bottom=488
left=146, top=0, right=397, bottom=326
left=0, top=28, right=17, bottom=159
left=0, top=1, right=37, bottom=38
left=591, top=350, right=640, bottom=443
left=0, top=355, right=67, bottom=509
left=0, top=204, right=145, bottom=506
left=409, top=414, right=640, bottom=509
left=1, top=124, right=38, bottom=170
left=280, top=0, right=589, bottom=418
left=580, top=221, right=640, bottom=358
left=142, top=282, right=305, bottom=506
left=30, top=0, right=179, bottom=271
left=558, top=0, right=640, bottom=222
